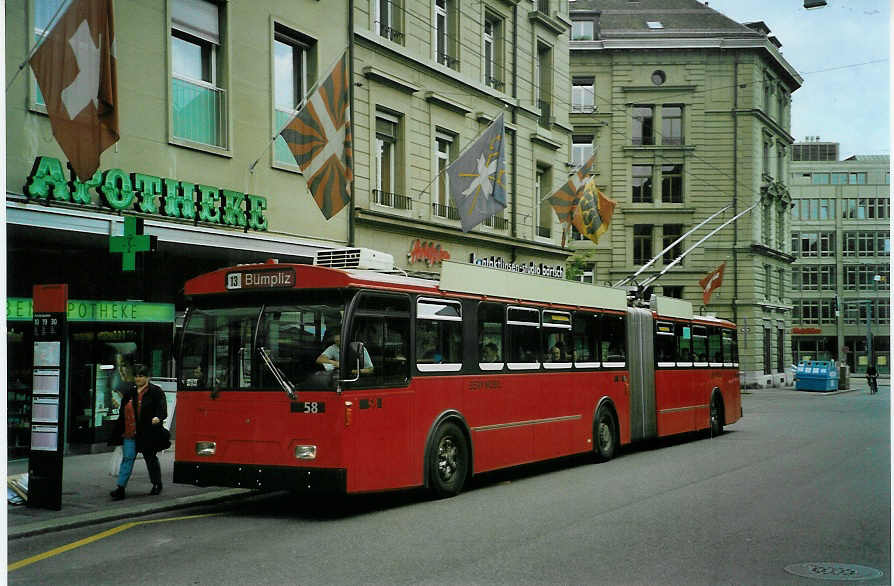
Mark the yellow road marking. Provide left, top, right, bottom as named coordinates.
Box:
left=9, top=512, right=221, bottom=572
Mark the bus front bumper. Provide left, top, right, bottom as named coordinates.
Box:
left=173, top=461, right=347, bottom=494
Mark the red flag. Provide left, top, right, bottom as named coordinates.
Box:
left=699, top=262, right=726, bottom=304
left=280, top=53, right=353, bottom=219
left=30, top=0, right=119, bottom=181
left=571, top=179, right=616, bottom=245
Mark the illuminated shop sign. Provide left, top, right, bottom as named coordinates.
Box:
left=6, top=298, right=175, bottom=323
left=24, top=156, right=268, bottom=231
left=468, top=253, right=565, bottom=279
left=408, top=239, right=450, bottom=266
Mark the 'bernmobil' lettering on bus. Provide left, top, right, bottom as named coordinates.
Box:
left=468, top=253, right=565, bottom=280
left=226, top=269, right=295, bottom=290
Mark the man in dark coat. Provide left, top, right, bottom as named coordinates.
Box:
left=109, top=363, right=168, bottom=500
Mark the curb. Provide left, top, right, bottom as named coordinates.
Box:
left=8, top=488, right=253, bottom=540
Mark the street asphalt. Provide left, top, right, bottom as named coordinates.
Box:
left=6, top=378, right=880, bottom=540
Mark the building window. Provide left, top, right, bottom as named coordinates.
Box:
left=571, top=19, right=594, bottom=40
left=662, top=224, right=683, bottom=265
left=376, top=0, right=403, bottom=42
left=32, top=0, right=68, bottom=107
left=171, top=0, right=227, bottom=148
left=660, top=164, right=683, bottom=203
left=273, top=25, right=315, bottom=167
left=777, top=145, right=786, bottom=180
left=375, top=112, right=399, bottom=206
left=632, top=105, right=654, bottom=146
left=830, top=172, right=848, bottom=185
left=661, top=105, right=683, bottom=145
left=764, top=265, right=772, bottom=300
left=850, top=172, right=867, bottom=184
left=778, top=268, right=785, bottom=302
left=632, top=165, right=653, bottom=203
left=811, top=173, right=830, bottom=185
left=483, top=15, right=503, bottom=89
left=572, top=136, right=593, bottom=167
left=792, top=232, right=835, bottom=257
left=762, top=141, right=771, bottom=178
left=663, top=286, right=683, bottom=299
left=571, top=78, right=594, bottom=113
left=433, top=130, right=454, bottom=217
left=434, top=0, right=457, bottom=68
left=633, top=225, right=653, bottom=265
left=536, top=166, right=552, bottom=238
left=535, top=43, right=553, bottom=127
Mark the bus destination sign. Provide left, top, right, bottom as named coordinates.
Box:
left=226, top=268, right=296, bottom=290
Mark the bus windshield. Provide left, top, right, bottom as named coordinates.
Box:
left=179, top=292, right=346, bottom=391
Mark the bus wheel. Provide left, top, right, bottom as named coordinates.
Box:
left=429, top=422, right=468, bottom=498
left=594, top=406, right=617, bottom=462
left=710, top=393, right=724, bottom=437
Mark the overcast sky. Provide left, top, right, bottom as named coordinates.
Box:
left=704, top=0, right=890, bottom=159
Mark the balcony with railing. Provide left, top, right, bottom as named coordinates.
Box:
left=436, top=52, right=460, bottom=69
left=373, top=189, right=413, bottom=210
left=379, top=25, right=404, bottom=43
left=483, top=215, right=509, bottom=230
left=172, top=76, right=227, bottom=148
left=432, top=202, right=461, bottom=221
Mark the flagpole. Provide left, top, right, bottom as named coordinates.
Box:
left=6, top=0, right=70, bottom=92
left=639, top=203, right=757, bottom=289
left=614, top=204, right=732, bottom=288
left=248, top=49, right=349, bottom=173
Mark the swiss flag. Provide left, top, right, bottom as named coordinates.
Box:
left=699, top=262, right=726, bottom=305
left=30, top=0, right=119, bottom=180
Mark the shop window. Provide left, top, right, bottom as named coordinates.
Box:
left=170, top=0, right=228, bottom=148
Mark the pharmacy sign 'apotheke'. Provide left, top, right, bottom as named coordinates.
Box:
left=24, top=156, right=269, bottom=231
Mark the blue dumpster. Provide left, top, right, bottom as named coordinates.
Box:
left=795, top=360, right=839, bottom=392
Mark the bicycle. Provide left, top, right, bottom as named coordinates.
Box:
left=868, top=375, right=879, bottom=394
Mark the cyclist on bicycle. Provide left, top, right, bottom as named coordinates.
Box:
left=867, top=363, right=879, bottom=394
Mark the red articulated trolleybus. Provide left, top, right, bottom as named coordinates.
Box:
left=173, top=248, right=741, bottom=497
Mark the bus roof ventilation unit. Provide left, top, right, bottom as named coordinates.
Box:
left=315, top=248, right=395, bottom=271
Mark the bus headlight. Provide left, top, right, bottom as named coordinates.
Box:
left=294, top=445, right=317, bottom=460
left=195, top=441, right=216, bottom=456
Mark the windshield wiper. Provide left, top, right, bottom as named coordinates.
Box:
left=258, top=346, right=296, bottom=400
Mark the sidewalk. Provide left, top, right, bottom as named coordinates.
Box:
left=7, top=443, right=251, bottom=539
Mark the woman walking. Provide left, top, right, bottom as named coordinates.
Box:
left=109, top=364, right=169, bottom=500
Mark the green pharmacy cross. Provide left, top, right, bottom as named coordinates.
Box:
left=109, top=216, right=157, bottom=271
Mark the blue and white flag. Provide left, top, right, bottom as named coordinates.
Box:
left=446, top=113, right=507, bottom=232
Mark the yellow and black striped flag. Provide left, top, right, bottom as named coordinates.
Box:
left=280, top=53, right=353, bottom=219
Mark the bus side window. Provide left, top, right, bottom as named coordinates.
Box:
left=692, top=325, right=708, bottom=365
left=600, top=314, right=626, bottom=367
left=507, top=306, right=540, bottom=369
left=542, top=311, right=572, bottom=368
left=573, top=311, right=599, bottom=367
left=478, top=302, right=505, bottom=371
left=676, top=322, right=693, bottom=367
left=415, top=298, right=462, bottom=372
left=350, top=293, right=410, bottom=386
left=708, top=326, right=723, bottom=365
left=655, top=321, right=675, bottom=367
left=722, top=329, right=734, bottom=366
